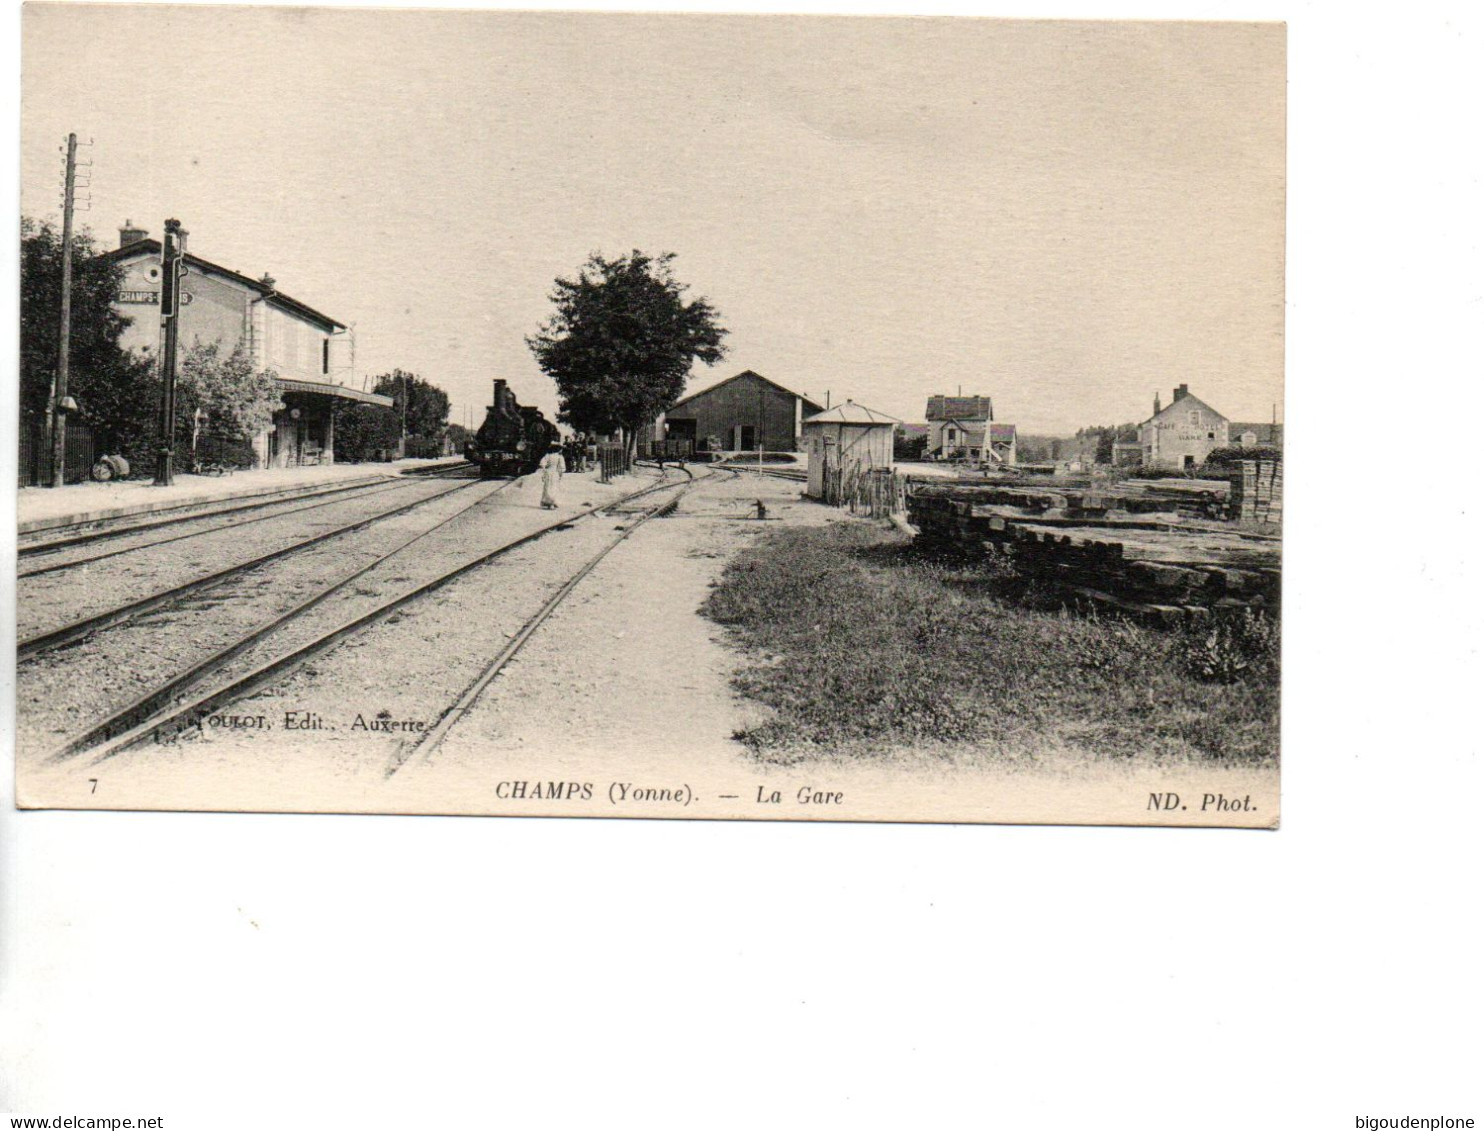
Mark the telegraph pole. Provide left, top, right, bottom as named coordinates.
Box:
left=48, top=133, right=78, bottom=488
left=153, top=218, right=186, bottom=486
left=756, top=381, right=764, bottom=477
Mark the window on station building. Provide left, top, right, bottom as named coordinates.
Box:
left=323, top=338, right=330, bottom=375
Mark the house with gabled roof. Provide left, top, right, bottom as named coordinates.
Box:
left=923, top=392, right=1016, bottom=463
left=100, top=221, right=391, bottom=469
left=655, top=369, right=823, bottom=454
left=1137, top=384, right=1230, bottom=470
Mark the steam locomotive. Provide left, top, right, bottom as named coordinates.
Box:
left=464, top=379, right=561, bottom=478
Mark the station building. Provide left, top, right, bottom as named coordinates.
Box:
left=101, top=222, right=392, bottom=468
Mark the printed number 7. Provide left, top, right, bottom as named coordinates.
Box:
left=89, top=778, right=98, bottom=794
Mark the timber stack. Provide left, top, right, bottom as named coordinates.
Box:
left=905, top=480, right=1280, bottom=627
left=1231, top=459, right=1283, bottom=525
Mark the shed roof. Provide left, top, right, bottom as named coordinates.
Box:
left=669, top=369, right=824, bottom=414
left=803, top=401, right=900, bottom=426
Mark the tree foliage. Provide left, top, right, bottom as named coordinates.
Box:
left=178, top=339, right=283, bottom=446
left=1202, top=445, right=1283, bottom=468
left=371, top=369, right=450, bottom=440
left=331, top=402, right=401, bottom=463
left=20, top=217, right=157, bottom=463
left=527, top=251, right=727, bottom=451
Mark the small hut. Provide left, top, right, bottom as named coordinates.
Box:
left=802, top=401, right=899, bottom=501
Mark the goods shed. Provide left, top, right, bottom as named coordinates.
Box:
left=658, top=370, right=822, bottom=454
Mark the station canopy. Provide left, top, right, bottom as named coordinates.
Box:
left=277, top=378, right=394, bottom=407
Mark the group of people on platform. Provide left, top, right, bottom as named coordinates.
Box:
left=559, top=436, right=597, bottom=473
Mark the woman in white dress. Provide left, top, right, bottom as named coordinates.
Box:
left=538, top=444, right=565, bottom=510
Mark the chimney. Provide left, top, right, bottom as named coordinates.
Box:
left=1154, top=392, right=1161, bottom=416
left=118, top=220, right=148, bottom=249
left=1174, top=383, right=1189, bottom=402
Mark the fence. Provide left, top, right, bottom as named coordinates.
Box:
left=187, top=435, right=258, bottom=473
left=596, top=442, right=631, bottom=484
left=18, top=412, right=96, bottom=487
left=647, top=438, right=695, bottom=461
left=403, top=436, right=446, bottom=460
left=821, top=466, right=905, bottom=519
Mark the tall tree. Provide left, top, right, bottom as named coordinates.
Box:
left=527, top=251, right=728, bottom=453
left=371, top=369, right=449, bottom=440
left=20, top=217, right=157, bottom=462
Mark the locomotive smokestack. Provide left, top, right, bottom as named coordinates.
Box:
left=492, top=378, right=507, bottom=405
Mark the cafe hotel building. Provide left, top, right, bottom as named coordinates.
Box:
left=102, top=221, right=392, bottom=467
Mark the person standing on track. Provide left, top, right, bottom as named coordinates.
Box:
left=538, top=443, right=565, bottom=510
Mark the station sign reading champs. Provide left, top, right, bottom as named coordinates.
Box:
left=118, top=289, right=191, bottom=306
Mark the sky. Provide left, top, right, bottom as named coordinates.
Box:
left=20, top=7, right=1284, bottom=434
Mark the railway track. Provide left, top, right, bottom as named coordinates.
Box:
left=17, top=467, right=471, bottom=560
left=17, top=473, right=485, bottom=659
left=712, top=461, right=806, bottom=482
left=16, top=474, right=466, bottom=579
left=48, top=469, right=709, bottom=765
left=389, top=471, right=706, bottom=772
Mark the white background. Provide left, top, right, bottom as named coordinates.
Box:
left=3, top=0, right=1480, bottom=1127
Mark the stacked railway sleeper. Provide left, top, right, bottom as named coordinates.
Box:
left=916, top=474, right=1233, bottom=518
left=906, top=480, right=1280, bottom=627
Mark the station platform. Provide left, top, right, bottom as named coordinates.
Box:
left=16, top=458, right=467, bottom=535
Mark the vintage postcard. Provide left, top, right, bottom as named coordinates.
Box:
left=12, top=7, right=1284, bottom=825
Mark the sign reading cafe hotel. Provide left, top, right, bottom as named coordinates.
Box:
left=15, top=8, right=1285, bottom=826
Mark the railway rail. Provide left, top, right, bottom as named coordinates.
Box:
left=16, top=473, right=473, bottom=579
left=17, top=467, right=470, bottom=558
left=389, top=471, right=705, bottom=772
left=17, top=473, right=485, bottom=658
left=49, top=469, right=711, bottom=765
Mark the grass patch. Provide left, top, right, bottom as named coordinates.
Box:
left=701, top=523, right=1279, bottom=767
